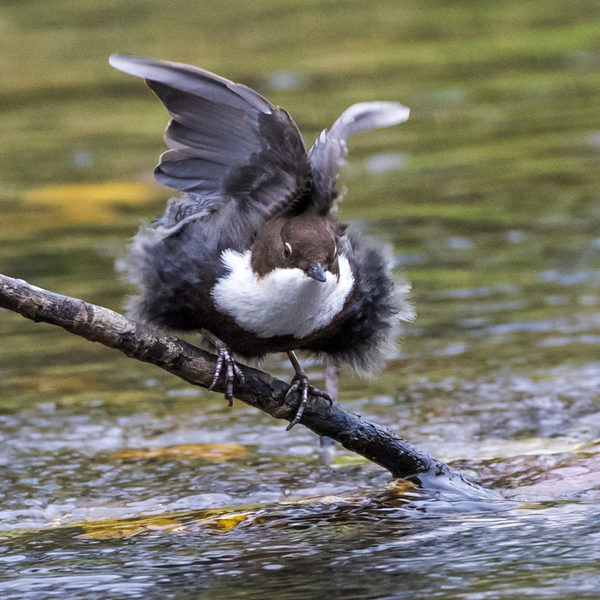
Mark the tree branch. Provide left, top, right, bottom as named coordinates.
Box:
left=0, top=272, right=492, bottom=498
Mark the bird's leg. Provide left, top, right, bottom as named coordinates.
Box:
left=204, top=332, right=244, bottom=406
left=285, top=351, right=332, bottom=431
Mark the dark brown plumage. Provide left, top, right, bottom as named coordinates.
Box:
left=110, top=55, right=414, bottom=428
left=250, top=212, right=339, bottom=279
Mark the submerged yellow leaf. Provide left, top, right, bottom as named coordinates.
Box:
left=24, top=181, right=161, bottom=224
left=386, top=479, right=420, bottom=495
left=78, top=509, right=252, bottom=540
left=111, top=443, right=248, bottom=462
left=202, top=512, right=250, bottom=531
left=571, top=438, right=600, bottom=454
left=81, top=515, right=185, bottom=540
left=65, top=484, right=417, bottom=542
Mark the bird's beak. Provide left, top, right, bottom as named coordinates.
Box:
left=307, top=263, right=327, bottom=282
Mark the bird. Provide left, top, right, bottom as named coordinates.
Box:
left=109, top=54, right=414, bottom=429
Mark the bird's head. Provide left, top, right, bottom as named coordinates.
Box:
left=250, top=212, right=340, bottom=282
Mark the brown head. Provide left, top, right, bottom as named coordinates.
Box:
left=250, top=212, right=340, bottom=281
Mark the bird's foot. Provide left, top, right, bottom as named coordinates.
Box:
left=285, top=372, right=332, bottom=431
left=208, top=339, right=244, bottom=406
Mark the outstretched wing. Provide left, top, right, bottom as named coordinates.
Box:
left=109, top=55, right=311, bottom=223
left=307, top=102, right=410, bottom=214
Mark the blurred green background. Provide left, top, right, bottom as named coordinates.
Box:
left=1, top=1, right=600, bottom=599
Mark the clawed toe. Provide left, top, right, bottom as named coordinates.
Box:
left=208, top=339, right=244, bottom=406
left=311, top=386, right=333, bottom=406
left=285, top=373, right=332, bottom=431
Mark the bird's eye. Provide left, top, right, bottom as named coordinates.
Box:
left=283, top=242, right=292, bottom=257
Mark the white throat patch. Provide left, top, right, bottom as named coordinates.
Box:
left=211, top=249, right=354, bottom=339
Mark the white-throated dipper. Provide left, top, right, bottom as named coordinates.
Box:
left=110, top=55, right=414, bottom=429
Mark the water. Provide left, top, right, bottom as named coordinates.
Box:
left=1, top=0, right=600, bottom=597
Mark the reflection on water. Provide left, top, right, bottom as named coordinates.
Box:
left=1, top=0, right=600, bottom=598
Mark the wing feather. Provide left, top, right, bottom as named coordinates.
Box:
left=307, top=102, right=409, bottom=213
left=109, top=55, right=311, bottom=223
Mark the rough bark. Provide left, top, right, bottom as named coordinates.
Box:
left=0, top=272, right=492, bottom=498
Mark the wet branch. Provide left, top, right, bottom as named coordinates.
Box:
left=0, top=272, right=490, bottom=497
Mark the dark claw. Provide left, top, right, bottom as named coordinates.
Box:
left=285, top=374, right=332, bottom=431
left=208, top=342, right=244, bottom=407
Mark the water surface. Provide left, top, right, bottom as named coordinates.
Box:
left=1, top=1, right=599, bottom=598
